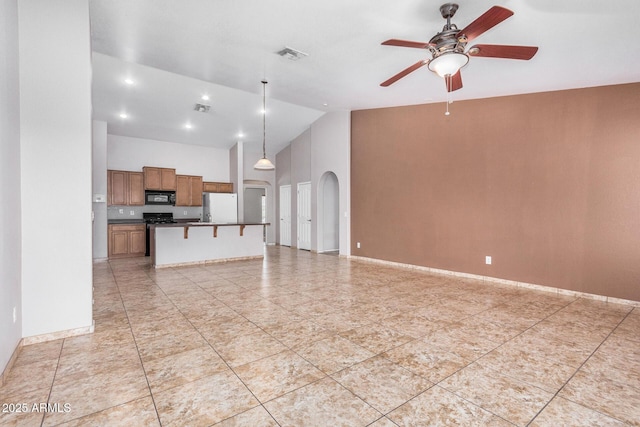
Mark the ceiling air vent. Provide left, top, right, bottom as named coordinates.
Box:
left=276, top=46, right=308, bottom=61
left=194, top=103, right=210, bottom=113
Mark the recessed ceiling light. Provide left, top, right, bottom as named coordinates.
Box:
left=201, top=94, right=210, bottom=101
left=185, top=123, right=193, bottom=130
left=124, top=78, right=135, bottom=86
left=323, top=103, right=329, bottom=107
left=237, top=132, right=244, bottom=138
left=119, top=112, right=128, bottom=119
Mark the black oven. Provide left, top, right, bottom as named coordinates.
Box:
left=143, top=212, right=176, bottom=256
left=145, top=191, right=175, bottom=205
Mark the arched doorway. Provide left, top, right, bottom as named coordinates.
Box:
left=243, top=180, right=273, bottom=244
left=319, top=172, right=339, bottom=253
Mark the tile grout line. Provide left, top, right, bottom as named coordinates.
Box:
left=149, top=265, right=284, bottom=426
left=524, top=306, right=635, bottom=426
left=168, top=257, right=391, bottom=424
left=110, top=260, right=164, bottom=426
left=38, top=337, right=65, bottom=427
left=409, top=295, right=578, bottom=426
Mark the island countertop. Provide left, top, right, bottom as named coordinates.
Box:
left=149, top=222, right=269, bottom=228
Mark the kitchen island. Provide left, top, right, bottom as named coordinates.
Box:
left=149, top=222, right=268, bottom=268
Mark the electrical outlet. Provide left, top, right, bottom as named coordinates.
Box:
left=130, top=210, right=135, bottom=215
left=183, top=211, right=187, bottom=215
left=357, top=242, right=361, bottom=249
left=485, top=256, right=492, bottom=265
left=13, top=306, right=16, bottom=323
left=119, top=208, right=124, bottom=214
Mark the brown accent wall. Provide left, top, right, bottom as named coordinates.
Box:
left=351, top=83, right=640, bottom=301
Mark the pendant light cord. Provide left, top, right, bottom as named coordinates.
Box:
left=262, top=80, right=267, bottom=158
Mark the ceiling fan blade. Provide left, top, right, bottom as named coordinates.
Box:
left=381, top=39, right=433, bottom=49
left=380, top=60, right=428, bottom=87
left=468, top=44, right=538, bottom=60
left=456, top=6, right=513, bottom=43
left=445, top=71, right=463, bottom=92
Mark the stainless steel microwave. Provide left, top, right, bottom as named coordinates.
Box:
left=145, top=191, right=175, bottom=205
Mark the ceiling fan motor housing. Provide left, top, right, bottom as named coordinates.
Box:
left=439, top=3, right=459, bottom=19
left=428, top=28, right=467, bottom=58
left=429, top=3, right=468, bottom=59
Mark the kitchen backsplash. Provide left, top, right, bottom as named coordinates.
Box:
left=107, top=205, right=203, bottom=220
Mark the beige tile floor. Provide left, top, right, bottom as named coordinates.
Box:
left=1, top=246, right=639, bottom=426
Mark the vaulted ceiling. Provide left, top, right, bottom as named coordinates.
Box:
left=90, top=0, right=640, bottom=154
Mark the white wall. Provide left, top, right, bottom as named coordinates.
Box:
left=321, top=172, right=340, bottom=251
left=289, top=130, right=312, bottom=248
left=275, top=111, right=350, bottom=255
left=19, top=0, right=93, bottom=337
left=0, top=0, right=22, bottom=373
left=92, top=121, right=108, bottom=259
left=107, top=134, right=230, bottom=181
left=244, top=188, right=265, bottom=223
left=311, top=111, right=351, bottom=255
left=275, top=145, right=292, bottom=245
left=230, top=142, right=243, bottom=222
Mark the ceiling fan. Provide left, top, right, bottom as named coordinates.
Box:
left=380, top=3, right=538, bottom=92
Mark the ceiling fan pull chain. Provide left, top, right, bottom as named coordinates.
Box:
left=445, top=75, right=451, bottom=115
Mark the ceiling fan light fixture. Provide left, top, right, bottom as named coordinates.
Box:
left=428, top=52, right=469, bottom=77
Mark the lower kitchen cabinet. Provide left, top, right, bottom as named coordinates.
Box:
left=108, top=224, right=146, bottom=258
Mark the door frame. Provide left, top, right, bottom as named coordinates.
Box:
left=279, top=184, right=291, bottom=246
left=297, top=181, right=311, bottom=251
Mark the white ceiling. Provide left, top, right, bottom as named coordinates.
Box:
left=89, top=0, right=640, bottom=154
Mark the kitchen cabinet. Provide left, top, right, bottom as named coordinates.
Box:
left=128, top=173, right=145, bottom=205
left=143, top=167, right=177, bottom=191
left=202, top=181, right=234, bottom=193
left=191, top=176, right=203, bottom=205
left=107, top=170, right=144, bottom=206
left=108, top=224, right=146, bottom=258
left=176, top=175, right=203, bottom=206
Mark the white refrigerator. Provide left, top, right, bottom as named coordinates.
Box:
left=203, top=193, right=238, bottom=223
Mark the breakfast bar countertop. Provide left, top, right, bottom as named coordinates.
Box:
left=149, top=222, right=269, bottom=227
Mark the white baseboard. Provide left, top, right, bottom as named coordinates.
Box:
left=0, top=338, right=23, bottom=387
left=22, top=322, right=95, bottom=346
left=349, top=255, right=640, bottom=307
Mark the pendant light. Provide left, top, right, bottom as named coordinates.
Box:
left=254, top=80, right=275, bottom=170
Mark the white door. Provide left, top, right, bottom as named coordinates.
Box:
left=279, top=185, right=291, bottom=246
left=297, top=182, right=311, bottom=250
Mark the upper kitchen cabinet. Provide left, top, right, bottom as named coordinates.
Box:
left=143, top=166, right=177, bottom=191
left=108, top=170, right=144, bottom=206
left=176, top=175, right=203, bottom=206
left=202, top=181, right=234, bottom=193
